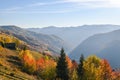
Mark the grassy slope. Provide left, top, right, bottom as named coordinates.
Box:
left=0, top=33, right=43, bottom=80
left=0, top=48, right=37, bottom=80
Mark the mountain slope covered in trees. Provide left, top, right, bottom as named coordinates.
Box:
left=0, top=26, right=120, bottom=80
left=70, top=29, right=120, bottom=68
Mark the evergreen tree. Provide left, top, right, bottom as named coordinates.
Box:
left=77, top=54, right=84, bottom=80
left=56, top=48, right=69, bottom=80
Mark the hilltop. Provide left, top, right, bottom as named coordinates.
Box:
left=0, top=25, right=70, bottom=55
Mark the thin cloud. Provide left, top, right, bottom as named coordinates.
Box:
left=0, top=1, right=70, bottom=14
left=1, top=0, right=120, bottom=14
left=65, top=0, right=105, bottom=2
left=3, top=1, right=69, bottom=11
left=0, top=10, right=77, bottom=14
left=27, top=1, right=68, bottom=7
left=3, top=7, right=22, bottom=11
left=65, top=0, right=120, bottom=8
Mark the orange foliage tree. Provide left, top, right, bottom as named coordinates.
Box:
left=71, top=60, right=78, bottom=70
left=36, top=57, right=56, bottom=80
left=98, top=59, right=113, bottom=80
left=19, top=50, right=36, bottom=74
left=66, top=56, right=72, bottom=69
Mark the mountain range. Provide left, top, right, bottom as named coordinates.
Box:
left=27, top=25, right=120, bottom=50
left=1, top=25, right=120, bottom=68
left=69, top=29, right=120, bottom=68
left=27, top=25, right=120, bottom=68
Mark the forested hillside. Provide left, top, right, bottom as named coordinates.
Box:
left=0, top=30, right=120, bottom=80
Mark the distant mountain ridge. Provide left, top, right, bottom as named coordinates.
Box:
left=69, top=29, right=120, bottom=68
left=0, top=25, right=70, bottom=55
left=27, top=25, right=120, bottom=50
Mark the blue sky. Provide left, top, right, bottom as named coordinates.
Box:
left=0, top=0, right=120, bottom=28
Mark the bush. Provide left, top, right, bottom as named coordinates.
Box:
left=9, top=73, right=14, bottom=76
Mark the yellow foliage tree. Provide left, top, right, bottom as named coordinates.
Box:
left=83, top=55, right=101, bottom=80
left=0, top=46, right=3, bottom=52
left=36, top=58, right=56, bottom=80
left=70, top=69, right=78, bottom=80
left=5, top=37, right=12, bottom=43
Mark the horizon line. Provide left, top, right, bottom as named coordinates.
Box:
left=0, top=24, right=120, bottom=28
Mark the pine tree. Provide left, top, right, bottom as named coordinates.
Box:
left=56, top=48, right=69, bottom=80
left=77, top=54, right=84, bottom=80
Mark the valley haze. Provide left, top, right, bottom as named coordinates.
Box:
left=27, top=24, right=120, bottom=68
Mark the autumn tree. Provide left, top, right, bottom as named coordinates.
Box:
left=111, top=70, right=120, bottom=80
left=19, top=50, right=36, bottom=74
left=66, top=56, right=72, bottom=69
left=77, top=54, right=84, bottom=80
left=83, top=55, right=101, bottom=80
left=14, top=39, right=20, bottom=48
left=56, top=48, right=69, bottom=80
left=70, top=60, right=78, bottom=80
left=0, top=45, right=3, bottom=52
left=98, top=59, right=113, bottom=80
left=5, top=37, right=11, bottom=43
left=70, top=69, right=78, bottom=80
left=36, top=58, right=56, bottom=80
left=71, top=60, right=78, bottom=70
